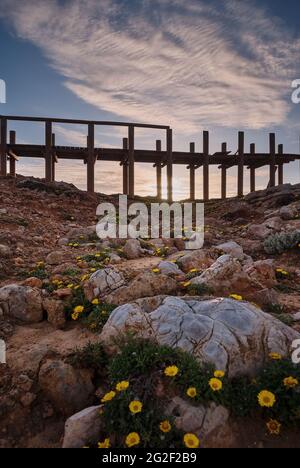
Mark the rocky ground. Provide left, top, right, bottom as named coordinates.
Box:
left=0, top=174, right=300, bottom=448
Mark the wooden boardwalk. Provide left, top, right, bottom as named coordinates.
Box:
left=1, top=115, right=300, bottom=201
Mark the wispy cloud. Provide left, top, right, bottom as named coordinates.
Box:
left=1, top=0, right=299, bottom=134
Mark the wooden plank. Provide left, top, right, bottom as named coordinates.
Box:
left=156, top=140, right=162, bottom=200
left=221, top=142, right=227, bottom=199
left=269, top=133, right=276, bottom=187
left=238, top=131, right=244, bottom=197
left=87, top=123, right=95, bottom=193
left=45, top=121, right=52, bottom=183
left=250, top=143, right=256, bottom=192
left=190, top=142, right=195, bottom=201
left=123, top=137, right=128, bottom=195
left=128, top=126, right=135, bottom=198
left=278, top=144, right=283, bottom=185
left=9, top=130, right=16, bottom=177
left=167, top=129, right=173, bottom=203
left=0, top=117, right=7, bottom=176
left=203, top=131, right=209, bottom=201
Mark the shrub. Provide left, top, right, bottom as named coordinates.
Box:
left=264, top=230, right=300, bottom=255
left=67, top=342, right=107, bottom=371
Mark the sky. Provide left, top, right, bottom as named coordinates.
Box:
left=0, top=0, right=300, bottom=199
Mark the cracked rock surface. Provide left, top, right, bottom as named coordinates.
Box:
left=100, top=296, right=300, bottom=377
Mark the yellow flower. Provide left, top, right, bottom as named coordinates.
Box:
left=152, top=268, right=160, bottom=273
left=214, top=370, right=225, bottom=379
left=183, top=433, right=200, bottom=448
left=258, top=390, right=276, bottom=408
left=209, top=378, right=223, bottom=392
left=67, top=283, right=74, bottom=289
left=95, top=253, right=101, bottom=258
left=229, top=294, right=243, bottom=301
left=81, top=274, right=89, bottom=281
left=92, top=298, right=99, bottom=305
left=164, top=366, right=179, bottom=377
left=189, top=268, right=198, bottom=273
left=98, top=438, right=110, bottom=448
left=159, top=420, right=172, bottom=433
left=74, top=285, right=80, bottom=290
left=266, top=419, right=281, bottom=435
left=283, top=376, right=299, bottom=389
left=183, top=281, right=191, bottom=288
left=101, top=391, right=116, bottom=403
left=129, top=400, right=143, bottom=414
left=186, top=387, right=197, bottom=398
left=73, top=305, right=84, bottom=314
left=125, top=432, right=140, bottom=448
left=269, top=353, right=282, bottom=360
left=71, top=312, right=79, bottom=321
left=36, top=261, right=45, bottom=268
left=116, top=381, right=129, bottom=392
left=90, top=268, right=96, bottom=273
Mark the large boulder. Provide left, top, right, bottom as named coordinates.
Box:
left=0, top=285, right=43, bottom=323
left=38, top=360, right=94, bottom=416
left=84, top=267, right=125, bottom=301
left=105, top=271, right=177, bottom=305
left=100, top=296, right=299, bottom=377
left=62, top=406, right=103, bottom=448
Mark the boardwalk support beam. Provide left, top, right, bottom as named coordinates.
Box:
left=250, top=143, right=256, bottom=193
left=203, top=131, right=209, bottom=201
left=221, top=142, right=227, bottom=200
left=122, top=137, right=128, bottom=195
left=238, top=131, right=244, bottom=197
left=167, top=129, right=173, bottom=203
left=269, top=133, right=276, bottom=188
left=87, top=123, right=95, bottom=194
left=0, top=117, right=7, bottom=176
left=156, top=140, right=162, bottom=200
left=190, top=142, right=195, bottom=201
left=45, top=121, right=53, bottom=183
left=9, top=130, right=16, bottom=177
left=128, top=126, right=135, bottom=198
left=278, top=144, right=283, bottom=185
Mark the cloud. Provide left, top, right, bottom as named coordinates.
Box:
left=1, top=0, right=299, bottom=134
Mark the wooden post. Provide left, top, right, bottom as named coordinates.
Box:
left=190, top=142, right=195, bottom=201
left=250, top=143, right=256, bottom=193
left=166, top=129, right=173, bottom=203
left=269, top=133, right=276, bottom=188
left=238, top=131, right=244, bottom=197
left=122, top=137, right=128, bottom=195
left=9, top=130, right=16, bottom=177
left=87, top=123, right=95, bottom=194
left=203, top=131, right=209, bottom=201
left=128, top=126, right=135, bottom=198
left=45, top=121, right=52, bottom=183
left=278, top=144, right=283, bottom=185
left=221, top=142, right=227, bottom=200
left=51, top=133, right=56, bottom=182
left=0, top=117, right=7, bottom=176
left=156, top=140, right=162, bottom=200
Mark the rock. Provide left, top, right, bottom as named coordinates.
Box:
left=62, top=406, right=103, bottom=448
left=46, top=251, right=67, bottom=265
left=109, top=253, right=122, bottom=264
left=157, top=261, right=183, bottom=276
left=246, top=288, right=279, bottom=308
left=100, top=296, right=299, bottom=377
left=262, top=217, right=283, bottom=231
left=66, top=225, right=96, bottom=241
left=0, top=245, right=12, bottom=258
left=214, top=241, right=244, bottom=260
left=293, top=312, right=300, bottom=322
left=38, top=360, right=94, bottom=416
left=243, top=260, right=277, bottom=289
left=222, top=202, right=251, bottom=221
left=167, top=397, right=234, bottom=448
left=247, top=224, right=272, bottom=240
left=20, top=392, right=36, bottom=407
left=123, top=239, right=143, bottom=259
left=84, top=267, right=125, bottom=301
left=57, top=237, right=69, bottom=246
left=177, top=250, right=213, bottom=273
left=280, top=205, right=297, bottom=220
left=23, top=277, right=43, bottom=289
left=43, top=298, right=66, bottom=329
left=0, top=285, right=43, bottom=323
left=105, top=271, right=177, bottom=305
left=53, top=288, right=73, bottom=299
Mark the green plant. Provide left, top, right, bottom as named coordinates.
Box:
left=264, top=230, right=300, bottom=255
left=82, top=303, right=117, bottom=332
left=67, top=342, right=107, bottom=371
left=186, top=283, right=214, bottom=296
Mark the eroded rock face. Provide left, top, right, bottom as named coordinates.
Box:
left=100, top=296, right=299, bottom=377
left=0, top=285, right=43, bottom=323
left=62, top=406, right=103, bottom=448
left=84, top=267, right=126, bottom=301
left=167, top=398, right=234, bottom=448
left=105, top=271, right=177, bottom=305
left=38, top=360, right=94, bottom=416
